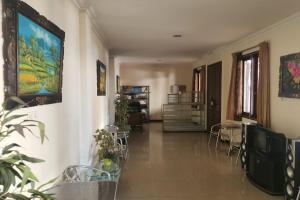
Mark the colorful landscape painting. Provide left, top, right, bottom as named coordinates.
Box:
left=97, top=60, right=106, bottom=96
left=279, top=52, right=300, bottom=98
left=17, top=13, right=62, bottom=96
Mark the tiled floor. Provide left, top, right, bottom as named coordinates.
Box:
left=117, top=123, right=282, bottom=200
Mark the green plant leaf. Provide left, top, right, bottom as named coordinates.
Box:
left=7, top=169, right=16, bottom=187
left=0, top=97, right=52, bottom=199
left=19, top=165, right=39, bottom=192
left=28, top=189, right=55, bottom=200
left=36, top=177, right=58, bottom=191
left=16, top=179, right=33, bottom=188
left=3, top=104, right=26, bottom=120
left=5, top=193, right=29, bottom=200
left=37, top=122, right=46, bottom=144
left=9, top=167, right=23, bottom=181
left=23, top=120, right=47, bottom=144
left=0, top=168, right=11, bottom=194
left=13, top=154, right=44, bottom=163
left=0, top=154, right=19, bottom=164
left=2, top=143, right=21, bottom=154
left=10, top=124, right=25, bottom=137
left=2, top=114, right=27, bottom=127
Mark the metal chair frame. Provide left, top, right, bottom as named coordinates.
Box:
left=62, top=165, right=111, bottom=183
left=105, top=125, right=129, bottom=159
left=208, top=123, right=222, bottom=149
left=208, top=122, right=242, bottom=164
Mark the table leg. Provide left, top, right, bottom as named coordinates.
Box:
left=227, top=129, right=233, bottom=156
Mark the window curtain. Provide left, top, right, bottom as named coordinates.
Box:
left=257, top=42, right=270, bottom=127
left=226, top=53, right=243, bottom=120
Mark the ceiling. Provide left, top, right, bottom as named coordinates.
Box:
left=79, top=0, right=300, bottom=63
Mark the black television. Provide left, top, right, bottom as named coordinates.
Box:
left=245, top=124, right=286, bottom=195
left=253, top=127, right=268, bottom=153
left=247, top=125, right=286, bottom=156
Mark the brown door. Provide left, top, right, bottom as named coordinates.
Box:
left=207, top=62, right=222, bottom=131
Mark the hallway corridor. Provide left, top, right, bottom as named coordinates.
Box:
left=117, top=123, right=281, bottom=200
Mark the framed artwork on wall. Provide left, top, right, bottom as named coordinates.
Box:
left=2, top=0, right=65, bottom=108
left=279, top=52, right=300, bottom=98
left=97, top=60, right=106, bottom=96
left=116, top=75, right=120, bottom=94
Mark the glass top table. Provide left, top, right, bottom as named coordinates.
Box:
left=93, top=160, right=121, bottom=183
left=53, top=181, right=117, bottom=200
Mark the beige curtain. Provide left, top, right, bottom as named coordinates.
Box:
left=226, top=53, right=242, bottom=120
left=257, top=42, right=270, bottom=127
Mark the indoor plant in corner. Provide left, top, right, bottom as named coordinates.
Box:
left=0, top=97, right=55, bottom=200
left=93, top=129, right=115, bottom=162
left=114, top=94, right=129, bottom=132
left=93, top=129, right=121, bottom=180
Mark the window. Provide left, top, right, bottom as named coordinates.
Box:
left=239, top=52, right=259, bottom=119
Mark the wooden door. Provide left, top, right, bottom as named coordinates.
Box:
left=207, top=62, right=222, bottom=131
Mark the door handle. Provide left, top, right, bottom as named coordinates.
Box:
left=210, top=100, right=215, bottom=107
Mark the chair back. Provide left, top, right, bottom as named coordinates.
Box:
left=105, top=125, right=119, bottom=145
left=105, top=125, right=119, bottom=134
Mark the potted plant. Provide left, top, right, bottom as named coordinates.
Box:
left=93, top=129, right=115, bottom=162
left=93, top=129, right=122, bottom=180
left=0, top=97, right=55, bottom=200
left=114, top=94, right=129, bottom=132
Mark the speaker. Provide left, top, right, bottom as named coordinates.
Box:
left=285, top=138, right=300, bottom=200
left=240, top=123, right=257, bottom=171
left=240, top=123, right=248, bottom=170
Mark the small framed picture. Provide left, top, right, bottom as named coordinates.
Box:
left=97, top=60, right=106, bottom=96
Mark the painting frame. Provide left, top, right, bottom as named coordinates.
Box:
left=97, top=60, right=106, bottom=96
left=2, top=0, right=65, bottom=108
left=116, top=75, right=120, bottom=94
left=279, top=52, right=300, bottom=98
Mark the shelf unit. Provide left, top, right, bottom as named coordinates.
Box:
left=121, top=86, right=150, bottom=122
left=162, top=92, right=206, bottom=132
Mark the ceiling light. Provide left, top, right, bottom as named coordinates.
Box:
left=173, top=34, right=182, bottom=38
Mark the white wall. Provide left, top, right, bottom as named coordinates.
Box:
left=108, top=57, right=121, bottom=124
left=120, top=63, right=194, bottom=120
left=0, top=0, right=111, bottom=183
left=195, top=12, right=300, bottom=138
left=79, top=12, right=110, bottom=165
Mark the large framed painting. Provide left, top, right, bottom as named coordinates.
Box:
left=2, top=0, right=65, bottom=108
left=97, top=60, right=106, bottom=96
left=279, top=52, right=300, bottom=98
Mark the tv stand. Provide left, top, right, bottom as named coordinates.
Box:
left=244, top=124, right=286, bottom=195
left=247, top=150, right=284, bottom=195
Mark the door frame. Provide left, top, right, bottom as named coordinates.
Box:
left=192, top=66, right=206, bottom=105
left=206, top=61, right=222, bottom=131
